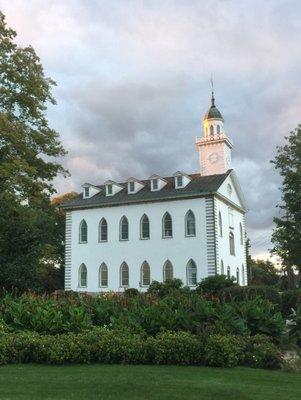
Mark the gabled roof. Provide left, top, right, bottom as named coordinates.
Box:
left=60, top=170, right=233, bottom=210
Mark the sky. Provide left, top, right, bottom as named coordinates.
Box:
left=1, top=0, right=300, bottom=259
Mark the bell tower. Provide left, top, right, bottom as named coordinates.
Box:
left=196, top=90, right=233, bottom=176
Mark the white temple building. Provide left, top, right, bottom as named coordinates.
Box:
left=61, top=93, right=247, bottom=292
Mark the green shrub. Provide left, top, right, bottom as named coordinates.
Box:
left=196, top=275, right=236, bottom=296
left=221, top=286, right=281, bottom=305
left=243, top=334, right=281, bottom=369
left=287, top=305, right=301, bottom=347
left=147, top=279, right=184, bottom=297
left=124, top=288, right=140, bottom=297
left=281, top=289, right=301, bottom=316
left=147, top=331, right=203, bottom=365
left=204, top=334, right=245, bottom=367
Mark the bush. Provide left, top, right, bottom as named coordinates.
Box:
left=243, top=335, right=281, bottom=369
left=220, top=286, right=281, bottom=305
left=204, top=334, right=245, bottom=367
left=124, top=288, right=140, bottom=297
left=147, top=279, right=184, bottom=297
left=196, top=275, right=236, bottom=296
left=287, top=305, right=301, bottom=347
left=281, top=289, right=301, bottom=316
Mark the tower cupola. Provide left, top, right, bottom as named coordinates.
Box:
left=196, top=89, right=233, bottom=176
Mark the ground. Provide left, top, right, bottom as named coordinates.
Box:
left=0, top=364, right=300, bottom=400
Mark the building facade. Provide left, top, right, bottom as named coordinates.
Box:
left=61, top=94, right=247, bottom=292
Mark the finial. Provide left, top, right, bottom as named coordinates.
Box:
left=210, top=74, right=215, bottom=106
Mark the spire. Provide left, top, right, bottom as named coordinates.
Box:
left=210, top=75, right=215, bottom=107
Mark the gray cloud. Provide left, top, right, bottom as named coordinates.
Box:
left=2, top=0, right=301, bottom=258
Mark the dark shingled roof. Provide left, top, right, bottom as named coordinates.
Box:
left=60, top=170, right=232, bottom=210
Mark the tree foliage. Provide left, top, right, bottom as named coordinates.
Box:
left=0, top=12, right=68, bottom=291
left=271, top=126, right=301, bottom=286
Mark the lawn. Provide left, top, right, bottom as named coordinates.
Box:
left=0, top=364, right=300, bottom=400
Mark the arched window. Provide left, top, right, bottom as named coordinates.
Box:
left=79, top=219, right=88, bottom=243
left=218, top=211, right=223, bottom=237
left=236, top=267, right=240, bottom=284
left=99, top=218, right=108, bottom=242
left=120, top=262, right=129, bottom=287
left=240, top=223, right=243, bottom=245
left=241, top=264, right=245, bottom=286
left=78, top=263, right=87, bottom=287
left=185, top=210, right=196, bottom=236
left=227, top=266, right=230, bottom=279
left=162, top=212, right=173, bottom=238
left=99, top=263, right=108, bottom=287
left=120, top=216, right=129, bottom=240
left=217, top=125, right=221, bottom=134
left=163, top=260, right=173, bottom=282
left=210, top=125, right=214, bottom=136
left=141, top=261, right=151, bottom=286
left=220, top=260, right=224, bottom=275
left=140, top=214, right=150, bottom=239
left=229, top=232, right=235, bottom=255
left=186, top=259, right=197, bottom=286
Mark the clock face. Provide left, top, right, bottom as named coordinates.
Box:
left=208, top=152, right=219, bottom=164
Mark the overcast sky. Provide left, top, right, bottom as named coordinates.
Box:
left=1, top=0, right=300, bottom=259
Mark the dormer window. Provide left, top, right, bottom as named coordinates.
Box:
left=173, top=171, right=191, bottom=189
left=129, top=181, right=135, bottom=193
left=107, top=184, right=113, bottom=195
left=152, top=179, right=158, bottom=190
left=84, top=187, right=89, bottom=198
left=176, top=176, right=183, bottom=187
left=104, top=180, right=123, bottom=196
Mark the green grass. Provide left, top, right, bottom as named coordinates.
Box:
left=0, top=364, right=300, bottom=400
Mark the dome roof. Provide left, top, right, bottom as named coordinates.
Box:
left=204, top=93, right=224, bottom=121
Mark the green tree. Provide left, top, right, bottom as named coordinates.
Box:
left=271, top=126, right=301, bottom=288
left=0, top=12, right=68, bottom=291
left=249, top=259, right=280, bottom=287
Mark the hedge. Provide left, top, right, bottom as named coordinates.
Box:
left=0, top=329, right=281, bottom=369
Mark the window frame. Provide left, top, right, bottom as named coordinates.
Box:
left=186, top=259, right=197, bottom=286
left=98, top=218, right=108, bottom=242
left=229, top=231, right=235, bottom=255
left=185, top=210, right=196, bottom=237
left=84, top=187, right=89, bottom=198
left=163, top=260, right=174, bottom=282
left=152, top=179, right=158, bottom=190
left=128, top=181, right=135, bottom=193
left=176, top=175, right=183, bottom=188
left=99, top=263, right=108, bottom=287
left=120, top=262, right=129, bottom=288
left=162, top=212, right=173, bottom=238
left=140, top=261, right=151, bottom=287
left=79, top=219, right=88, bottom=244
left=119, top=216, right=129, bottom=241
left=227, top=266, right=231, bottom=279
left=236, top=267, right=240, bottom=284
left=140, top=214, right=150, bottom=240
left=78, top=263, right=87, bottom=288
left=107, top=184, right=113, bottom=195
left=218, top=211, right=223, bottom=237
left=240, top=222, right=244, bottom=245
left=220, top=259, right=224, bottom=275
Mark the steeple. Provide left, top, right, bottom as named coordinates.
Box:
left=195, top=88, right=233, bottom=176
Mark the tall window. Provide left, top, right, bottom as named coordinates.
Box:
left=99, top=263, right=108, bottom=287
left=210, top=125, right=214, bottom=136
left=220, top=260, right=224, bottom=275
left=141, top=261, right=151, bottom=286
left=79, top=219, right=88, bottom=243
left=162, top=212, right=173, bottom=238
left=176, top=175, right=183, bottom=187
left=140, top=214, right=150, bottom=239
left=152, top=179, right=158, bottom=190
left=227, top=266, right=230, bottom=279
left=229, top=232, right=235, bottom=255
left=240, top=223, right=243, bottom=245
left=78, top=263, right=87, bottom=287
left=163, top=260, right=173, bottom=282
left=129, top=181, right=135, bottom=192
left=217, top=125, right=221, bottom=134
left=99, top=218, right=108, bottom=242
left=228, top=208, right=234, bottom=227
left=120, top=262, right=129, bottom=287
left=242, top=264, right=245, bottom=286
left=218, top=211, right=223, bottom=237
left=185, top=210, right=196, bottom=236
left=120, top=216, right=129, bottom=240
left=236, top=267, right=240, bottom=284
left=107, top=184, right=113, bottom=195
left=186, top=259, right=197, bottom=286
left=84, top=187, right=89, bottom=197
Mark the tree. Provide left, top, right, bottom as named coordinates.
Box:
left=249, top=259, right=280, bottom=287
left=271, top=126, right=301, bottom=288
left=0, top=12, right=68, bottom=291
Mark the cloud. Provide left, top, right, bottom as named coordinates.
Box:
left=1, top=0, right=301, bottom=258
